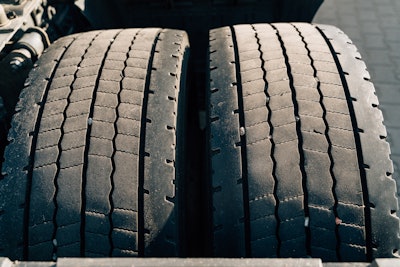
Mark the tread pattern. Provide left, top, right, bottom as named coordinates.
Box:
left=0, top=28, right=189, bottom=260
left=208, top=23, right=400, bottom=261
left=318, top=24, right=400, bottom=260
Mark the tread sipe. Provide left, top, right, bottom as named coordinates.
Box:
left=208, top=23, right=400, bottom=261
left=0, top=28, right=189, bottom=260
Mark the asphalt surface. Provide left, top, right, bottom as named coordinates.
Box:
left=314, top=0, right=400, bottom=206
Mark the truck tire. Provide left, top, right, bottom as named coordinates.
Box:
left=208, top=23, right=400, bottom=261
left=0, top=28, right=189, bottom=260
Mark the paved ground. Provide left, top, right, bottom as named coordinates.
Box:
left=314, top=0, right=400, bottom=202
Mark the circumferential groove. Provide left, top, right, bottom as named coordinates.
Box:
left=293, top=23, right=341, bottom=261
left=108, top=29, right=142, bottom=256
left=251, top=24, right=281, bottom=257
left=317, top=26, right=373, bottom=261
left=138, top=29, right=163, bottom=256
left=80, top=30, right=123, bottom=257
left=230, top=25, right=251, bottom=257
left=271, top=23, right=310, bottom=256
left=24, top=35, right=79, bottom=261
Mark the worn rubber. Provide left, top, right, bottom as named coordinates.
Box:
left=208, top=23, right=400, bottom=261
left=0, top=28, right=189, bottom=260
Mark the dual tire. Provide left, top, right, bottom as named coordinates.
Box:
left=0, top=24, right=399, bottom=261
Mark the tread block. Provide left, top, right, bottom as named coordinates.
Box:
left=73, top=76, right=97, bottom=90
left=251, top=236, right=278, bottom=258
left=310, top=227, right=336, bottom=251
left=243, top=92, right=266, bottom=112
left=112, top=209, right=138, bottom=232
left=86, top=155, right=113, bottom=214
left=250, top=215, right=276, bottom=241
left=280, top=236, right=307, bottom=257
left=278, top=197, right=304, bottom=222
left=116, top=118, right=140, bottom=137
left=331, top=147, right=363, bottom=205
left=339, top=223, right=365, bottom=246
left=270, top=107, right=295, bottom=127
left=69, top=87, right=94, bottom=103
left=30, top=164, right=57, bottom=225
left=34, top=146, right=58, bottom=168
left=115, top=134, right=139, bottom=155
left=273, top=123, right=297, bottom=144
left=247, top=140, right=274, bottom=199
left=120, top=90, right=144, bottom=106
left=326, top=112, right=353, bottom=131
left=59, top=147, right=85, bottom=169
left=96, top=92, right=119, bottom=108
left=39, top=114, right=64, bottom=133
left=85, top=211, right=110, bottom=234
left=93, top=106, right=117, bottom=123
left=63, top=114, right=88, bottom=133
left=66, top=99, right=92, bottom=117
left=309, top=206, right=336, bottom=230
left=76, top=65, right=100, bottom=78
left=302, top=131, right=328, bottom=153
left=113, top=152, right=138, bottom=209
left=242, top=79, right=265, bottom=97
left=57, top=242, right=81, bottom=258
left=246, top=122, right=270, bottom=145
left=297, top=100, right=323, bottom=118
left=88, top=137, right=113, bottom=157
left=112, top=229, right=138, bottom=251
left=329, top=128, right=356, bottom=149
left=50, top=76, right=75, bottom=90
left=91, top=120, right=115, bottom=140
left=47, top=87, right=70, bottom=102
left=98, top=80, right=120, bottom=94
left=42, top=99, right=68, bottom=117
left=56, top=223, right=81, bottom=247
left=56, top=165, right=83, bottom=225
left=85, top=232, right=110, bottom=256
left=28, top=241, right=53, bottom=261
left=36, top=129, right=61, bottom=150
left=274, top=145, right=303, bottom=198
left=337, top=202, right=365, bottom=226
left=249, top=194, right=275, bottom=221
left=62, top=130, right=86, bottom=151
left=29, top=221, right=54, bottom=246
left=320, top=83, right=346, bottom=100
left=244, top=108, right=268, bottom=128
left=119, top=103, right=141, bottom=121
left=269, top=93, right=293, bottom=111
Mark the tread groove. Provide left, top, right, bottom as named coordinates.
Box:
left=272, top=23, right=310, bottom=257
left=109, top=29, right=142, bottom=256
left=317, top=25, right=372, bottom=261
left=25, top=36, right=78, bottom=260
left=81, top=30, right=124, bottom=257
left=251, top=24, right=281, bottom=257
left=138, top=29, right=162, bottom=256
left=230, top=26, right=251, bottom=257
left=293, top=23, right=340, bottom=261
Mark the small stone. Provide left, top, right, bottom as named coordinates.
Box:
left=239, top=127, right=246, bottom=136
left=304, top=217, right=310, bottom=227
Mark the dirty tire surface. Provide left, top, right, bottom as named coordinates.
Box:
left=0, top=28, right=189, bottom=260
left=208, top=23, right=400, bottom=261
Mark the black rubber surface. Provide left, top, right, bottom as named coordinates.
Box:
left=208, top=23, right=400, bottom=261
left=0, top=28, right=189, bottom=260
